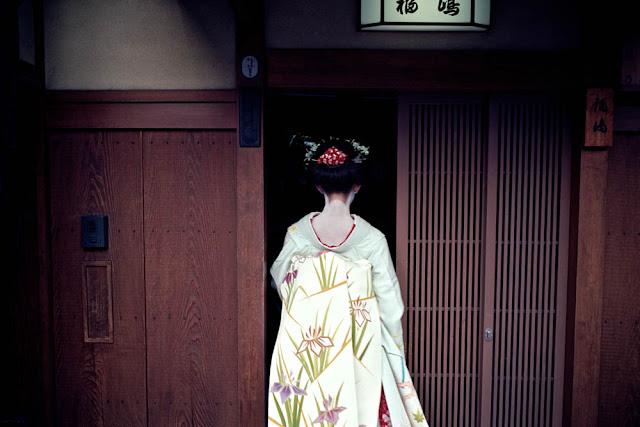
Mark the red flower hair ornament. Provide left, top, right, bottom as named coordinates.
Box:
left=289, top=133, right=369, bottom=165
left=317, top=146, right=348, bottom=166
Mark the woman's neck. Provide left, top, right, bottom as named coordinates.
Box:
left=311, top=192, right=356, bottom=247
left=320, top=193, right=353, bottom=217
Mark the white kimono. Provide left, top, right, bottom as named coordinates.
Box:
left=268, top=213, right=428, bottom=427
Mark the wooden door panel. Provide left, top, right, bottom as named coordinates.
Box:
left=50, top=130, right=147, bottom=426
left=398, top=99, right=485, bottom=426
left=484, top=99, right=570, bottom=427
left=143, top=130, right=238, bottom=425
left=397, top=95, right=571, bottom=427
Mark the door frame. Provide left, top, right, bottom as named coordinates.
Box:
left=263, top=48, right=590, bottom=426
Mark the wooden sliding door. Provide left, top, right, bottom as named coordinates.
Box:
left=47, top=91, right=264, bottom=426
left=397, top=95, right=571, bottom=426
left=50, top=129, right=240, bottom=425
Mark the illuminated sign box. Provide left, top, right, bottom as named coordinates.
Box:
left=360, top=0, right=490, bottom=31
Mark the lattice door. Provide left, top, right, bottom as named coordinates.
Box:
left=397, top=95, right=571, bottom=427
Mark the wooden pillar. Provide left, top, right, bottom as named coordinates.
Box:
left=36, top=93, right=54, bottom=427
left=233, top=0, right=266, bottom=425
left=570, top=88, right=613, bottom=426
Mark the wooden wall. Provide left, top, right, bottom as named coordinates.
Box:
left=26, top=56, right=640, bottom=427
left=598, top=132, right=640, bottom=425
left=568, top=101, right=640, bottom=426
left=44, top=90, right=265, bottom=426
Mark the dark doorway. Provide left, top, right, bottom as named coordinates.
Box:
left=264, top=91, right=398, bottom=356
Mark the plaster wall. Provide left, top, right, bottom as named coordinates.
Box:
left=266, top=0, right=582, bottom=50
left=45, top=0, right=235, bottom=90
left=45, top=0, right=583, bottom=90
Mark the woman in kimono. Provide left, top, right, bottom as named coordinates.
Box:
left=268, top=137, right=427, bottom=427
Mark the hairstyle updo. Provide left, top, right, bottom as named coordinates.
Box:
left=309, top=139, right=364, bottom=194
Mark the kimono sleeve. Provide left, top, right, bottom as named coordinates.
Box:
left=370, top=235, right=406, bottom=352
left=269, top=229, right=298, bottom=299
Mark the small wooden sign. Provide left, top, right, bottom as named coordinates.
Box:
left=584, top=88, right=613, bottom=147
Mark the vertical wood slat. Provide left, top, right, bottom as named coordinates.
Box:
left=396, top=99, right=410, bottom=378
left=399, top=95, right=571, bottom=427
left=50, top=130, right=147, bottom=426
left=481, top=100, right=499, bottom=427
left=470, top=104, right=481, bottom=427
left=418, top=103, right=428, bottom=422
left=552, top=103, right=571, bottom=426
left=144, top=131, right=238, bottom=426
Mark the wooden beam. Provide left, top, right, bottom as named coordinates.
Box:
left=235, top=144, right=265, bottom=426
left=46, top=102, right=237, bottom=129
left=234, top=0, right=265, bottom=87
left=267, top=49, right=581, bottom=91
left=235, top=0, right=266, bottom=425
left=571, top=149, right=608, bottom=427
left=36, top=93, right=55, bottom=427
left=46, top=90, right=237, bottom=103
left=45, top=91, right=238, bottom=129
left=570, top=88, right=613, bottom=426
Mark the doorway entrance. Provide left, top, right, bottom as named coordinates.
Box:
left=264, top=91, right=399, bottom=357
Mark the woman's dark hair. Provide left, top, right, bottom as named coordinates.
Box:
left=309, top=139, right=364, bottom=194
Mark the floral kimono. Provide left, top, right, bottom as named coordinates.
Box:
left=269, top=213, right=428, bottom=427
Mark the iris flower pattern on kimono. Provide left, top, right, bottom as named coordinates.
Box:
left=268, top=250, right=427, bottom=427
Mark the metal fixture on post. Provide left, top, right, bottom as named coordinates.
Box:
left=360, top=0, right=490, bottom=31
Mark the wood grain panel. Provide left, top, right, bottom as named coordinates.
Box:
left=49, top=130, right=147, bottom=426
left=599, top=134, right=640, bottom=426
left=46, top=103, right=237, bottom=129
left=144, top=130, right=238, bottom=426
